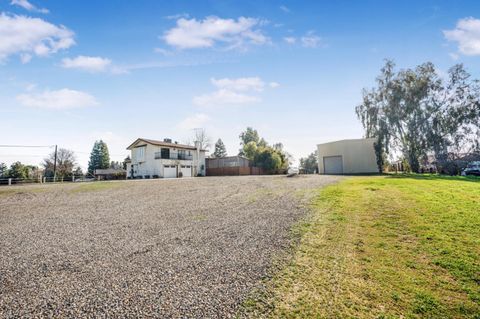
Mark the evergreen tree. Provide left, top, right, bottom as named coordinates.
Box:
left=213, top=139, right=227, bottom=157
left=88, top=140, right=110, bottom=173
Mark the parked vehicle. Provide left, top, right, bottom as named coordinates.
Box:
left=461, top=161, right=480, bottom=176
left=287, top=167, right=299, bottom=177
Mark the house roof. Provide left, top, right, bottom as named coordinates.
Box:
left=94, top=168, right=126, bottom=175
left=126, top=138, right=207, bottom=151
left=207, top=155, right=250, bottom=161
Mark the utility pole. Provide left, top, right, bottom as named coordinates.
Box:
left=53, top=144, right=57, bottom=182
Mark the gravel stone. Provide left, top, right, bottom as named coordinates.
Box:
left=0, top=175, right=340, bottom=318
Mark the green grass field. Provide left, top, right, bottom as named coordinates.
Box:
left=244, top=175, right=480, bottom=318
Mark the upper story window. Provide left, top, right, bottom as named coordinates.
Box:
left=161, top=148, right=170, bottom=159
left=136, top=146, right=145, bottom=162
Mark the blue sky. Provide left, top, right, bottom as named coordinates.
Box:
left=1, top=0, right=480, bottom=169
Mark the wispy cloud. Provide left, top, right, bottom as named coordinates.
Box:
left=0, top=13, right=74, bottom=63
left=279, top=5, right=290, bottom=13
left=193, top=89, right=260, bottom=107
left=444, top=17, right=480, bottom=56
left=10, top=0, right=49, bottom=14
left=154, top=48, right=174, bottom=56
left=284, top=36, right=296, bottom=44
left=61, top=55, right=113, bottom=73
left=163, top=16, right=269, bottom=50
left=17, top=88, right=98, bottom=110
left=301, top=31, right=323, bottom=48
left=164, top=13, right=189, bottom=20
left=193, top=77, right=278, bottom=107
left=177, top=113, right=211, bottom=130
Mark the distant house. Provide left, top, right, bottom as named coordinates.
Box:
left=126, top=138, right=206, bottom=178
left=317, top=138, right=378, bottom=174
left=206, top=156, right=265, bottom=176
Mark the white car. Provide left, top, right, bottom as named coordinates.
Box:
left=287, top=167, right=299, bottom=176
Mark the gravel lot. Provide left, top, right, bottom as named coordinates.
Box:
left=0, top=175, right=340, bottom=318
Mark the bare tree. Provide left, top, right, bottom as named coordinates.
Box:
left=43, top=148, right=76, bottom=178
left=193, top=128, right=212, bottom=150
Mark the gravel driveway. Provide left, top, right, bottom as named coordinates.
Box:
left=0, top=175, right=340, bottom=318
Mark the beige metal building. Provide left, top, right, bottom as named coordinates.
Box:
left=317, top=138, right=378, bottom=174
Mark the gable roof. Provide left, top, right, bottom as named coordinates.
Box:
left=126, top=138, right=206, bottom=151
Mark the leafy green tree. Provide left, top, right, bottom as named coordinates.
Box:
left=8, top=161, right=28, bottom=179
left=88, top=140, right=110, bottom=173
left=0, top=162, right=7, bottom=177
left=213, top=138, right=227, bottom=157
left=239, top=127, right=260, bottom=146
left=238, top=127, right=291, bottom=172
left=243, top=141, right=258, bottom=160
left=258, top=137, right=268, bottom=148
left=356, top=60, right=480, bottom=173
left=254, top=147, right=282, bottom=173
left=300, top=151, right=318, bottom=174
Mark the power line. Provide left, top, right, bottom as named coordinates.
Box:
left=0, top=145, right=55, bottom=148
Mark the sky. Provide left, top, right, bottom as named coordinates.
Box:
left=1, top=0, right=480, bottom=169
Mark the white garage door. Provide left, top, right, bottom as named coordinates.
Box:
left=163, top=165, right=177, bottom=178
left=180, top=165, right=192, bottom=177
left=324, top=156, right=343, bottom=174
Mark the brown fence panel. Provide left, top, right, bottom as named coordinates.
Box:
left=207, top=166, right=269, bottom=176
left=239, top=167, right=250, bottom=175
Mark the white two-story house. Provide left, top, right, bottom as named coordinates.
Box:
left=126, top=138, right=207, bottom=178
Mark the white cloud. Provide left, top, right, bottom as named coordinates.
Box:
left=0, top=13, right=74, bottom=63
left=154, top=47, right=174, bottom=56
left=211, top=77, right=266, bottom=92
left=11, top=0, right=49, bottom=14
left=449, top=52, right=460, bottom=60
left=164, top=13, right=189, bottom=20
left=163, top=16, right=269, bottom=50
left=177, top=113, right=210, bottom=130
left=444, top=17, right=480, bottom=56
left=61, top=55, right=112, bottom=73
left=279, top=5, right=290, bottom=13
left=20, top=53, right=32, bottom=63
left=193, top=77, right=277, bottom=107
left=193, top=89, right=260, bottom=107
left=284, top=36, right=296, bottom=44
left=16, top=88, right=98, bottom=110
left=301, top=31, right=322, bottom=48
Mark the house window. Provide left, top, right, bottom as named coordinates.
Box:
left=178, top=150, right=186, bottom=159
left=161, top=148, right=170, bottom=159
left=136, top=147, right=145, bottom=162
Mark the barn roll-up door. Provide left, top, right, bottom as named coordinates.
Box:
left=323, top=156, right=343, bottom=174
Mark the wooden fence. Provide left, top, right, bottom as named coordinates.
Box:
left=206, top=166, right=266, bottom=176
